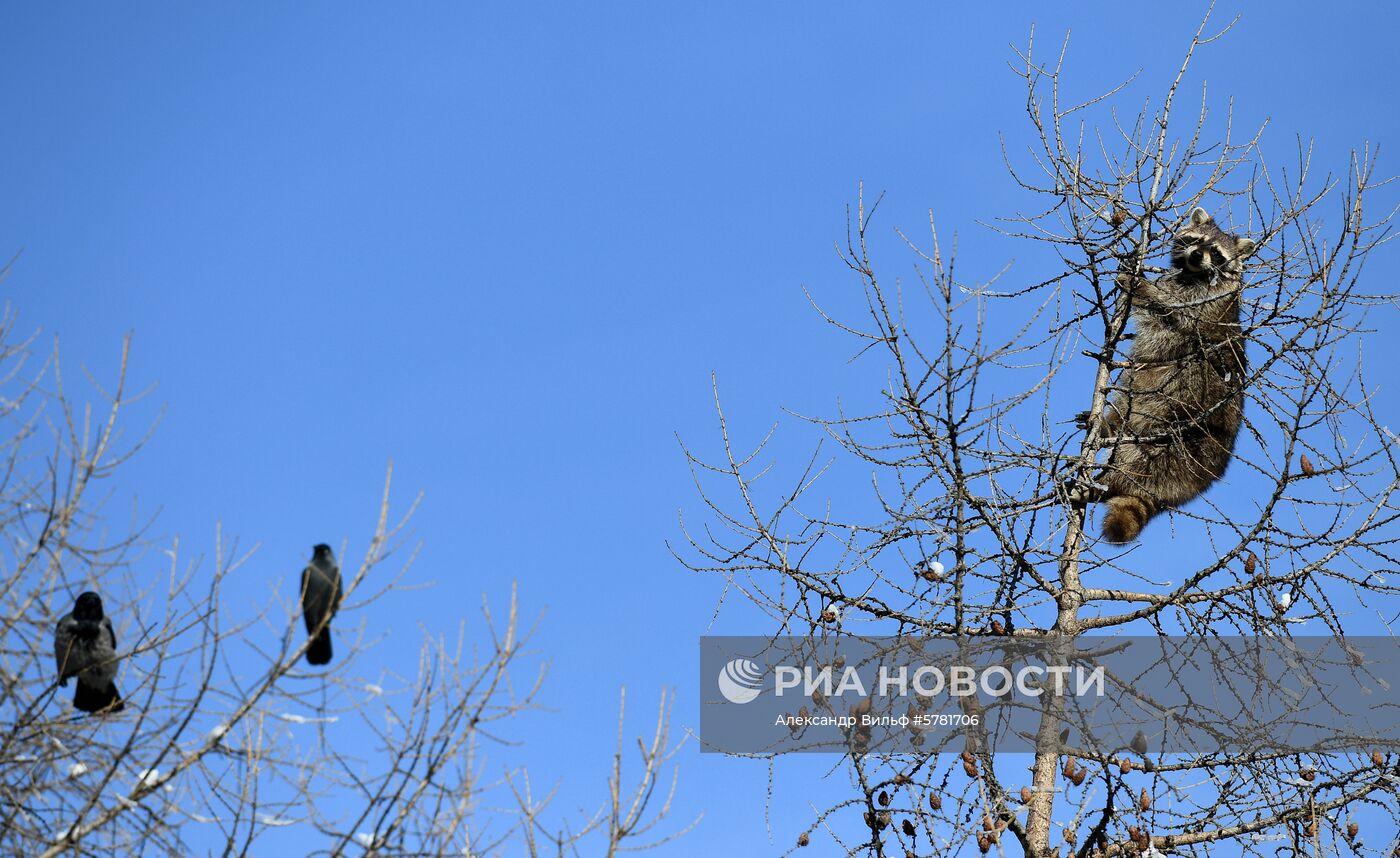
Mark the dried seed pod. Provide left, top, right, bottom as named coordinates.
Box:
left=878, top=790, right=890, bottom=807
left=963, top=758, right=979, bottom=778
left=1119, top=757, right=1132, bottom=774
left=797, top=832, right=809, bottom=847
left=1112, top=206, right=1129, bottom=227
left=1301, top=767, right=1316, bottom=782
left=1300, top=454, right=1317, bottom=476
left=1064, top=828, right=1078, bottom=846
left=962, top=750, right=976, bottom=765
left=1140, top=787, right=1151, bottom=811
left=1341, top=641, right=1364, bottom=665
left=1063, top=756, right=1078, bottom=778
left=1020, top=786, right=1033, bottom=804
left=1130, top=731, right=1149, bottom=755
left=910, top=732, right=925, bottom=748
left=976, top=832, right=991, bottom=854
left=1346, top=821, right=1359, bottom=841
left=929, top=793, right=942, bottom=811
left=1071, top=768, right=1087, bottom=786
left=982, top=815, right=994, bottom=832
left=894, top=773, right=910, bottom=786
left=1303, top=819, right=1317, bottom=837
left=990, top=619, right=1005, bottom=635
left=1059, top=727, right=1070, bottom=745
left=832, top=654, right=846, bottom=671
left=1244, top=551, right=1258, bottom=574
left=1372, top=750, right=1386, bottom=768
left=901, top=818, right=916, bottom=837
left=812, top=688, right=826, bottom=708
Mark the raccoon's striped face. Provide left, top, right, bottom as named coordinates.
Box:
left=1173, top=233, right=1233, bottom=274
left=1170, top=209, right=1254, bottom=280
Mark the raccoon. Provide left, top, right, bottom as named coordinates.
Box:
left=1091, top=207, right=1255, bottom=543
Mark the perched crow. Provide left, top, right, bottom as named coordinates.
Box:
left=1130, top=729, right=1156, bottom=771
left=300, top=543, right=343, bottom=666
left=53, top=592, right=124, bottom=714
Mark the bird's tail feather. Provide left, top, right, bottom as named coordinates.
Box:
left=306, top=628, right=333, bottom=666
left=74, top=681, right=124, bottom=714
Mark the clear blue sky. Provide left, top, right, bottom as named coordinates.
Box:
left=3, top=3, right=1398, bottom=853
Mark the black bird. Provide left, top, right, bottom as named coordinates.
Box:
left=300, top=543, right=343, bottom=666
left=1130, top=729, right=1156, bottom=771
left=53, top=592, right=124, bottom=713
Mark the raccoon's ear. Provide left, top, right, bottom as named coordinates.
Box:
left=1236, top=237, right=1256, bottom=258
left=1190, top=207, right=1212, bottom=226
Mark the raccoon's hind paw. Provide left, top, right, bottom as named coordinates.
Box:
left=1063, top=476, right=1108, bottom=506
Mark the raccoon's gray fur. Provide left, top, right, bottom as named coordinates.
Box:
left=1094, top=207, right=1255, bottom=543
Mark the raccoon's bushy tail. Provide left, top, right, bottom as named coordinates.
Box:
left=1102, top=495, right=1158, bottom=544
left=74, top=680, right=124, bottom=714
left=306, top=627, right=333, bottom=666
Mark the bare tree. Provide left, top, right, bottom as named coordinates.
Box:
left=0, top=260, right=693, bottom=855
left=680, top=10, right=1400, bottom=857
